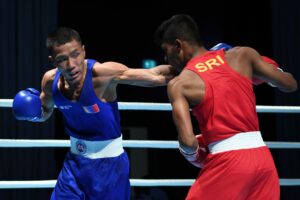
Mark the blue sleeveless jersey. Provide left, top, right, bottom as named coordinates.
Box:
left=52, top=59, right=121, bottom=140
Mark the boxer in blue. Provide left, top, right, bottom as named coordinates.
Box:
left=12, top=27, right=176, bottom=200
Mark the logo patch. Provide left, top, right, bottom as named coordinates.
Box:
left=83, top=104, right=100, bottom=114
left=76, top=140, right=87, bottom=154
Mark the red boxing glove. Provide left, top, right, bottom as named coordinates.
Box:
left=179, top=134, right=208, bottom=168
left=252, top=56, right=282, bottom=85
left=261, top=56, right=280, bottom=67
left=261, top=56, right=284, bottom=87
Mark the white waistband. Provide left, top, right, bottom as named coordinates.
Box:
left=208, top=131, right=266, bottom=154
left=70, top=135, right=124, bottom=159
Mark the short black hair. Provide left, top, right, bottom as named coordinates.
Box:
left=46, top=27, right=82, bottom=54
left=154, top=14, right=203, bottom=47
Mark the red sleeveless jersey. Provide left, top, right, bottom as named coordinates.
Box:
left=185, top=49, right=259, bottom=145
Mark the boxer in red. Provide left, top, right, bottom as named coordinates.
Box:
left=210, top=42, right=284, bottom=87
left=154, top=14, right=298, bottom=199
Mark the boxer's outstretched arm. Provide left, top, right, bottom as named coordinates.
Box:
left=94, top=61, right=177, bottom=87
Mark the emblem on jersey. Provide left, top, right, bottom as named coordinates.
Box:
left=194, top=55, right=225, bottom=72
left=76, top=140, right=87, bottom=154
left=82, top=103, right=100, bottom=114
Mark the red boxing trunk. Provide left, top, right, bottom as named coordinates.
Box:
left=185, top=147, right=280, bottom=200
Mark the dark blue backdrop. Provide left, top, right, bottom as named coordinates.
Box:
left=0, top=0, right=299, bottom=199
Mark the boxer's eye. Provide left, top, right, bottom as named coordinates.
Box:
left=55, top=55, right=68, bottom=64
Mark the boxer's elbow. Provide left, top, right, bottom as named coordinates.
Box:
left=279, top=74, right=298, bottom=92
left=288, top=78, right=298, bottom=92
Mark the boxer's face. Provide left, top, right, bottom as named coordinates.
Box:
left=50, top=39, right=86, bottom=85
left=161, top=40, right=186, bottom=72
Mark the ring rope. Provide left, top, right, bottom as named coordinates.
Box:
left=0, top=139, right=300, bottom=149
left=0, top=179, right=299, bottom=189
left=1, top=99, right=300, bottom=113
left=1, top=99, right=300, bottom=188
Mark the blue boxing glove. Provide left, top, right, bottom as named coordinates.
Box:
left=12, top=88, right=43, bottom=122
left=210, top=43, right=233, bottom=51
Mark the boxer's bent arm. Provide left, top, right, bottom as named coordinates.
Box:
left=40, top=70, right=56, bottom=121
left=167, top=78, right=198, bottom=153
left=248, top=49, right=298, bottom=92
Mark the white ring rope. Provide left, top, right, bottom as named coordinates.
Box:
left=1, top=140, right=299, bottom=188
left=0, top=179, right=299, bottom=189
left=1, top=99, right=300, bottom=188
left=1, top=99, right=300, bottom=113
left=0, top=139, right=300, bottom=149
